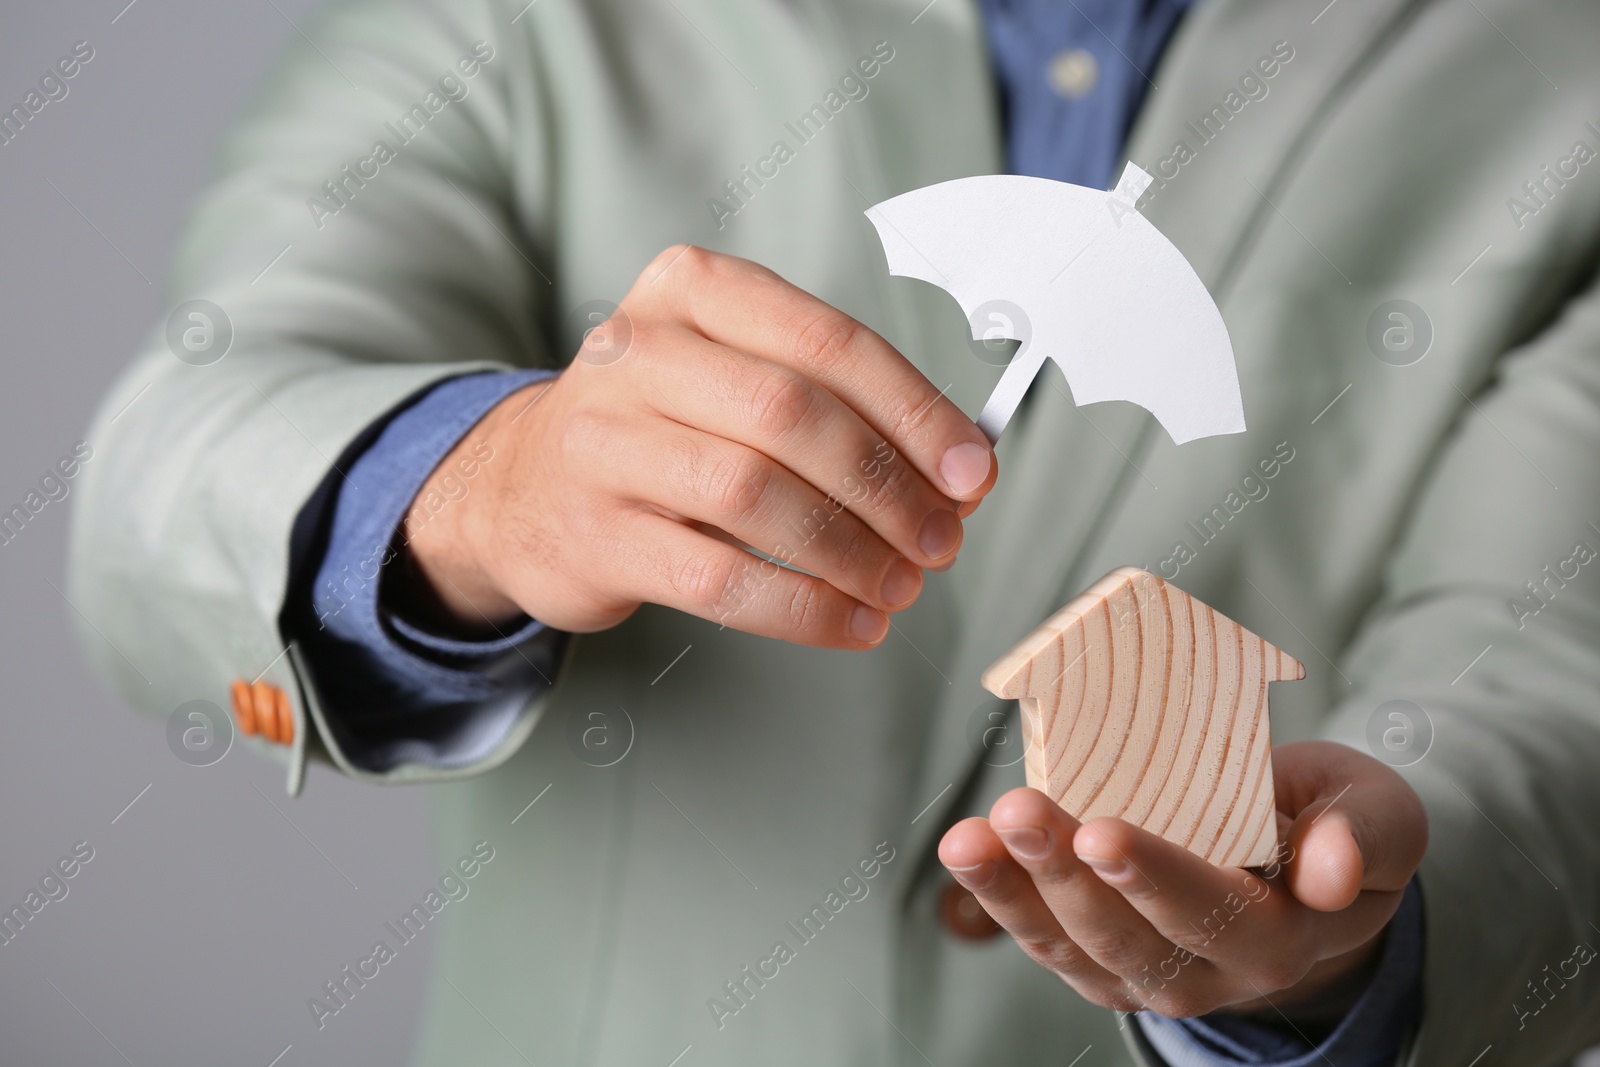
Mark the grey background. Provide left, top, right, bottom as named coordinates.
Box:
left=0, top=2, right=439, bottom=1064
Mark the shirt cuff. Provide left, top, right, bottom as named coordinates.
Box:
left=290, top=368, right=564, bottom=772
left=1135, top=880, right=1424, bottom=1067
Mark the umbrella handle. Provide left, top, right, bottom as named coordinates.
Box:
left=975, top=336, right=1050, bottom=444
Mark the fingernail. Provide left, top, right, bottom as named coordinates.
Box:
left=918, top=508, right=961, bottom=559
left=946, top=861, right=994, bottom=889
left=1076, top=853, right=1129, bottom=881
left=940, top=441, right=992, bottom=496
left=997, top=827, right=1050, bottom=860
left=879, top=559, right=923, bottom=607
left=850, top=604, right=889, bottom=643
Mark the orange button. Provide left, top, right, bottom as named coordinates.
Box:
left=230, top=680, right=255, bottom=736
left=937, top=877, right=1001, bottom=941
left=274, top=685, right=294, bottom=746
left=251, top=681, right=278, bottom=742
left=230, top=679, right=294, bottom=746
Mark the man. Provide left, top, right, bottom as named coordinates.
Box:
left=69, top=0, right=1600, bottom=1064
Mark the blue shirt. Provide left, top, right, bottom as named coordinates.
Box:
left=979, top=0, right=1192, bottom=188
left=290, top=1, right=1424, bottom=1062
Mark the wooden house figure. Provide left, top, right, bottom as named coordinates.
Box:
left=982, top=567, right=1304, bottom=869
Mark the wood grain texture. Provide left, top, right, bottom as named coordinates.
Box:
left=982, top=567, right=1304, bottom=868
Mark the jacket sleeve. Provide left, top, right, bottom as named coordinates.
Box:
left=1117, top=267, right=1600, bottom=1067
left=1318, top=267, right=1600, bottom=1065
left=66, top=0, right=565, bottom=795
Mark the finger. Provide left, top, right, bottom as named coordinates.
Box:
left=621, top=512, right=888, bottom=648
left=988, top=789, right=1203, bottom=997
left=635, top=335, right=964, bottom=567
left=1073, top=817, right=1405, bottom=1002
left=938, top=817, right=1129, bottom=1003
left=643, top=247, right=997, bottom=501
left=1072, top=816, right=1300, bottom=974
left=1286, top=804, right=1418, bottom=912
left=602, top=420, right=923, bottom=613
left=1272, top=742, right=1429, bottom=910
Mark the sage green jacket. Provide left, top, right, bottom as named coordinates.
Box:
left=69, top=0, right=1600, bottom=1063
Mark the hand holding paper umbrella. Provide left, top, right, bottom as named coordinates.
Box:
left=865, top=163, right=1246, bottom=445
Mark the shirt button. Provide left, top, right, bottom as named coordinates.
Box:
left=937, top=877, right=1002, bottom=940
left=1048, top=48, right=1100, bottom=99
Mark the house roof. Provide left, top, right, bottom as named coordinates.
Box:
left=982, top=566, right=1303, bottom=700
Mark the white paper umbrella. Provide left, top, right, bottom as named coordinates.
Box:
left=866, top=163, right=1246, bottom=445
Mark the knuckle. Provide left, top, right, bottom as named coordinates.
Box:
left=653, top=243, right=712, bottom=281
left=784, top=579, right=828, bottom=635
left=1354, top=808, right=1387, bottom=870
left=1165, top=928, right=1212, bottom=959
left=886, top=392, right=939, bottom=445
left=564, top=496, right=611, bottom=545
left=859, top=451, right=913, bottom=514
left=829, top=519, right=874, bottom=581
left=748, top=369, right=820, bottom=442
left=1066, top=978, right=1141, bottom=1013
left=1248, top=956, right=1309, bottom=993
left=1148, top=987, right=1209, bottom=1019
left=1016, top=936, right=1091, bottom=979
left=652, top=243, right=692, bottom=266
left=1110, top=990, right=1152, bottom=1014
left=681, top=244, right=719, bottom=279
left=791, top=311, right=867, bottom=373
left=1082, top=927, right=1151, bottom=975
left=672, top=551, right=742, bottom=617
left=702, top=451, right=774, bottom=523
left=622, top=321, right=666, bottom=361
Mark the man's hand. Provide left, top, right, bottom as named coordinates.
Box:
left=937, top=741, right=1428, bottom=1021
left=398, top=245, right=997, bottom=648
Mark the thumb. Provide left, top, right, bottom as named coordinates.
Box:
left=1273, top=741, right=1428, bottom=912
